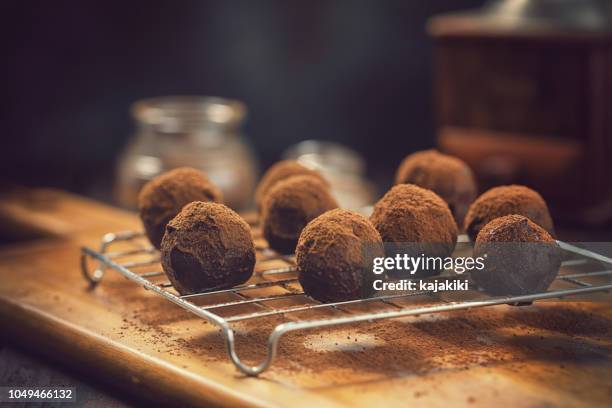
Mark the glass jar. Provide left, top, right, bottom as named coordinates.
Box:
left=115, top=96, right=259, bottom=210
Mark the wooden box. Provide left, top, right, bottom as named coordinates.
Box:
left=428, top=10, right=612, bottom=223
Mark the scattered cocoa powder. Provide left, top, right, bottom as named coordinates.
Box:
left=106, top=270, right=612, bottom=381
left=187, top=303, right=611, bottom=377
left=101, top=226, right=611, bottom=382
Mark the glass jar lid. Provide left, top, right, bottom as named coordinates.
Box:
left=131, top=96, right=247, bottom=134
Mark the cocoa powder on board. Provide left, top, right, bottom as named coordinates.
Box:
left=101, top=224, right=611, bottom=383
left=105, top=274, right=611, bottom=379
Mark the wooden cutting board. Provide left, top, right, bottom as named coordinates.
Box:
left=0, top=188, right=611, bottom=407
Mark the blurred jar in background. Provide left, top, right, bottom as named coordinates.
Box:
left=116, top=96, right=259, bottom=210
left=282, top=140, right=377, bottom=211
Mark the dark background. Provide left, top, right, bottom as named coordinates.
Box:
left=3, top=3, right=612, bottom=405
left=4, top=2, right=496, bottom=402
left=2, top=0, right=483, bottom=200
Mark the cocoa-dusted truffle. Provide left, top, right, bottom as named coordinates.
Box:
left=255, top=160, right=327, bottom=209
left=160, top=201, right=255, bottom=295
left=296, top=209, right=384, bottom=303
left=262, top=175, right=338, bottom=254
left=464, top=185, right=554, bottom=242
left=395, top=150, right=477, bottom=225
left=473, top=214, right=561, bottom=296
left=138, top=167, right=223, bottom=249
left=370, top=184, right=458, bottom=278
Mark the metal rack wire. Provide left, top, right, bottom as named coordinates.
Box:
left=81, top=231, right=612, bottom=376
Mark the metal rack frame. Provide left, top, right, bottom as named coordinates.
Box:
left=81, top=231, right=612, bottom=376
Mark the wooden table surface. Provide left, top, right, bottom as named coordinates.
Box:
left=0, top=189, right=611, bottom=407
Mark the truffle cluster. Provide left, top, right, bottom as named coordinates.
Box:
left=160, top=201, right=255, bottom=295
left=464, top=185, right=554, bottom=242
left=262, top=175, right=338, bottom=254
left=296, top=209, right=384, bottom=303
left=135, top=150, right=560, bottom=299
left=370, top=184, right=458, bottom=278
left=395, top=150, right=477, bottom=225
left=472, top=214, right=561, bottom=296
left=138, top=167, right=223, bottom=249
left=254, top=160, right=327, bottom=209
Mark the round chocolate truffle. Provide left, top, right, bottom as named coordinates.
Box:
left=138, top=167, right=223, bottom=249
left=254, top=160, right=327, bottom=209
left=464, top=185, right=554, bottom=242
left=296, top=209, right=384, bottom=303
left=160, top=201, right=255, bottom=295
left=395, top=150, right=477, bottom=225
left=370, top=184, right=458, bottom=278
left=262, top=175, right=338, bottom=254
left=472, top=214, right=561, bottom=296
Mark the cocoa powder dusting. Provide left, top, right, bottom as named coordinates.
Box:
left=104, top=272, right=612, bottom=382
left=101, top=223, right=611, bottom=387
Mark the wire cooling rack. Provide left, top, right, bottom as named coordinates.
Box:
left=81, top=230, right=612, bottom=376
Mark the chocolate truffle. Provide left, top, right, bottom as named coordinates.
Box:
left=370, top=184, right=458, bottom=278
left=395, top=150, right=477, bottom=225
left=254, top=160, right=327, bottom=209
left=160, top=201, right=255, bottom=295
left=472, top=214, right=561, bottom=296
left=262, top=175, right=338, bottom=254
left=296, top=209, right=384, bottom=303
left=138, top=167, right=223, bottom=249
left=464, top=185, right=554, bottom=242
